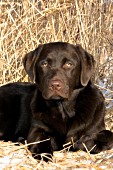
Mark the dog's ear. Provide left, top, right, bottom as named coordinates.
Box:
left=75, top=45, right=95, bottom=86
left=23, top=44, right=43, bottom=82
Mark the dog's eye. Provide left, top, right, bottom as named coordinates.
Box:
left=63, top=62, right=73, bottom=69
left=41, top=61, right=48, bottom=67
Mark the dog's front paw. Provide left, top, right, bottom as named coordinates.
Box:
left=71, top=135, right=96, bottom=152
left=28, top=141, right=53, bottom=162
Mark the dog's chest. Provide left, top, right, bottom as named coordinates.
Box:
left=35, top=108, right=67, bottom=135
left=47, top=114, right=67, bottom=135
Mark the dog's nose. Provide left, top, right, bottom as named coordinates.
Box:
left=49, top=80, right=62, bottom=91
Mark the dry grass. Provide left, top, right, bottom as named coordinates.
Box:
left=0, top=0, right=113, bottom=169
left=0, top=141, right=113, bottom=170
left=0, top=0, right=113, bottom=84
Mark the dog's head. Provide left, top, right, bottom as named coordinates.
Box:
left=23, top=42, right=95, bottom=100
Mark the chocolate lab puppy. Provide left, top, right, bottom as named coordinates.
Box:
left=0, top=42, right=112, bottom=161
left=23, top=42, right=113, bottom=159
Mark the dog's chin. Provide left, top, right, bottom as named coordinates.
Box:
left=48, top=95, right=64, bottom=100
left=42, top=92, right=68, bottom=101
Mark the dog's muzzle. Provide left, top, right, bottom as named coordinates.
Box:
left=42, top=79, right=69, bottom=100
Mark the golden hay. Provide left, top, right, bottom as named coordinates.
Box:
left=0, top=0, right=113, bottom=84
left=0, top=140, right=113, bottom=170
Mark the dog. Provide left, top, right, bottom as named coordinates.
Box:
left=0, top=42, right=112, bottom=161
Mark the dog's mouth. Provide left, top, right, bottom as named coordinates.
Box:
left=42, top=86, right=69, bottom=100
left=48, top=93, right=66, bottom=100
left=42, top=90, right=69, bottom=100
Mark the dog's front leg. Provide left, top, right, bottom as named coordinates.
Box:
left=27, top=124, right=53, bottom=161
